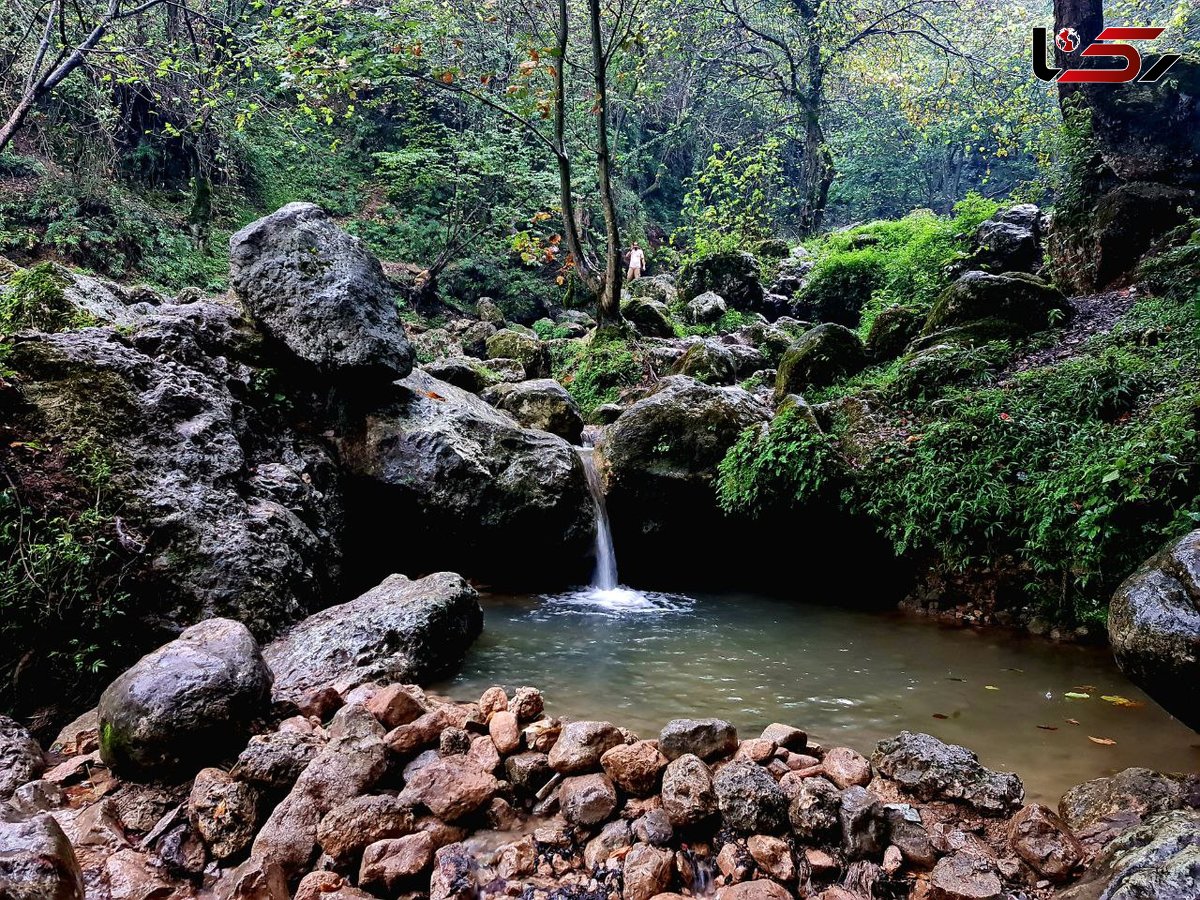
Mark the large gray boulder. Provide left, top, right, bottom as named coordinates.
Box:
left=871, top=731, right=1024, bottom=816
left=678, top=252, right=764, bottom=312
left=264, top=572, right=482, bottom=701
left=1059, top=768, right=1198, bottom=838
left=335, top=370, right=593, bottom=586
left=229, top=202, right=414, bottom=384
left=480, top=379, right=585, bottom=444
left=1109, top=531, right=1200, bottom=732
left=971, top=204, right=1046, bottom=275
left=97, top=618, right=272, bottom=775
left=0, top=810, right=84, bottom=900
left=1060, top=810, right=1200, bottom=900
left=0, top=718, right=45, bottom=801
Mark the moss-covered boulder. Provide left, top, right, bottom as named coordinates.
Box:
left=671, top=340, right=737, bottom=385
left=621, top=298, right=676, bottom=338
left=421, top=356, right=506, bottom=394
left=629, top=275, right=678, bottom=307
left=921, top=271, right=1070, bottom=340
left=685, top=291, right=727, bottom=325
left=774, top=324, right=867, bottom=400
left=678, top=252, right=764, bottom=312
left=971, top=204, right=1045, bottom=275
left=481, top=378, right=585, bottom=444
left=865, top=306, right=923, bottom=360
left=485, top=328, right=551, bottom=378
left=737, top=322, right=793, bottom=367
left=796, top=249, right=884, bottom=328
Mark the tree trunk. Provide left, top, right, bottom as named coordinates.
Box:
left=1055, top=0, right=1105, bottom=111
left=797, top=102, right=834, bottom=235
left=588, top=0, right=623, bottom=327
left=0, top=91, right=38, bottom=156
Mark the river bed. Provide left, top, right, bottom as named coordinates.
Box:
left=435, top=588, right=1200, bottom=804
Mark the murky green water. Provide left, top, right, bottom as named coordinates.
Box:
left=435, top=590, right=1200, bottom=804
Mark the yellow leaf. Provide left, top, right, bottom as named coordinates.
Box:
left=1088, top=736, right=1116, bottom=746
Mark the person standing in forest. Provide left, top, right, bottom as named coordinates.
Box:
left=626, top=241, right=646, bottom=280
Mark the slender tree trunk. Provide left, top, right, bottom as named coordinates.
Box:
left=1055, top=0, right=1105, bottom=111
left=797, top=100, right=833, bottom=235
left=588, top=0, right=623, bottom=327
left=0, top=92, right=39, bottom=155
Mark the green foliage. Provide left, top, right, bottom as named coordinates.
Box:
left=439, top=256, right=561, bottom=324
left=552, top=337, right=643, bottom=416
left=0, top=264, right=95, bottom=334
left=533, top=319, right=572, bottom=340
left=800, top=247, right=886, bottom=327
left=1138, top=221, right=1200, bottom=304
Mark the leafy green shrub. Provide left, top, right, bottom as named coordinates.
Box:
left=552, top=337, right=643, bottom=416
left=0, top=264, right=94, bottom=334
left=799, top=248, right=886, bottom=327
left=439, top=256, right=561, bottom=324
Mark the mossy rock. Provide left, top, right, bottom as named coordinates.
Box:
left=797, top=248, right=885, bottom=328
left=865, top=306, right=923, bottom=360
left=677, top=252, right=764, bottom=310
left=629, top=275, right=677, bottom=306
left=484, top=328, right=551, bottom=378
left=621, top=298, right=675, bottom=338
left=922, top=271, right=1069, bottom=337
left=888, top=343, right=999, bottom=401
left=671, top=341, right=737, bottom=385
left=774, top=324, right=867, bottom=400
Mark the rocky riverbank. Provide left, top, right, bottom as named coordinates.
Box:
left=2, top=614, right=1198, bottom=900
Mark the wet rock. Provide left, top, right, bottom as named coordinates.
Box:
left=839, top=787, right=888, bottom=861
left=622, top=298, right=676, bottom=338
left=864, top=305, right=922, bottom=360
left=478, top=686, right=508, bottom=718
left=0, top=718, right=45, bottom=801
left=714, top=760, right=788, bottom=835
left=678, top=252, right=765, bottom=313
left=365, top=683, right=428, bottom=729
left=247, top=705, right=388, bottom=879
left=481, top=379, right=585, bottom=444
left=971, top=205, right=1045, bottom=275
left=1108, top=531, right=1200, bottom=731
left=717, top=842, right=751, bottom=882
left=216, top=855, right=290, bottom=900
left=336, top=370, right=593, bottom=586
left=421, top=356, right=498, bottom=393
left=822, top=747, right=871, bottom=789
left=549, top=721, right=625, bottom=774
left=871, top=732, right=1024, bottom=816
left=264, top=572, right=482, bottom=701
left=661, top=754, right=718, bottom=828
left=296, top=687, right=343, bottom=721
left=623, top=843, right=675, bottom=900
left=1059, top=809, right=1200, bottom=900
left=747, top=835, right=795, bottom=882
left=9, top=782, right=66, bottom=816
left=602, top=740, right=669, bottom=797
left=155, top=823, right=207, bottom=877
left=774, top=324, right=867, bottom=399
left=585, top=820, right=633, bottom=869
left=659, top=719, right=738, bottom=763
left=558, top=774, right=618, bottom=827
left=714, top=880, right=792, bottom=900
left=358, top=832, right=435, bottom=891
left=485, top=329, right=551, bottom=378
left=98, top=618, right=272, bottom=775
left=634, top=809, right=674, bottom=847
left=511, top=687, right=545, bottom=722
left=921, top=271, right=1069, bottom=341
left=884, top=804, right=937, bottom=869
left=111, top=783, right=173, bottom=833
left=465, top=735, right=499, bottom=773
left=483, top=711, right=519, bottom=756
left=506, top=752, right=553, bottom=794
left=399, top=756, right=499, bottom=822
left=229, top=202, right=414, bottom=384
left=1007, top=804, right=1083, bottom=882
left=231, top=731, right=322, bottom=790
left=316, top=794, right=416, bottom=865
left=686, top=291, right=728, bottom=325
left=929, top=852, right=1001, bottom=900
left=761, top=724, right=807, bottom=753
left=430, top=842, right=475, bottom=900
left=1058, top=767, right=1192, bottom=836
left=0, top=810, right=84, bottom=900
left=386, top=705, right=471, bottom=756
left=188, top=768, right=261, bottom=861
left=788, top=777, right=841, bottom=841
left=103, top=848, right=176, bottom=900
left=738, top=740, right=777, bottom=764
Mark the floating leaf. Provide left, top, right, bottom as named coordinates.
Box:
left=1066, top=718, right=1081, bottom=726
left=1064, top=692, right=1090, bottom=700
left=1088, top=736, right=1117, bottom=746
left=931, top=713, right=949, bottom=720
left=1100, top=695, right=1143, bottom=708
left=1037, top=725, right=1058, bottom=731
left=945, top=677, right=966, bottom=682
left=984, top=685, right=999, bottom=691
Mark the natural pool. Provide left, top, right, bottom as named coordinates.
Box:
left=435, top=588, right=1200, bottom=804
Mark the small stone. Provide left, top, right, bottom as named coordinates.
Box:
left=840, top=786, right=888, bottom=860
left=489, top=711, right=521, bottom=756
left=661, top=754, right=717, bottom=828
left=738, top=740, right=778, bottom=764
left=506, top=751, right=553, bottom=794
left=0, top=717, right=46, bottom=800
left=317, top=794, right=416, bottom=864
left=188, top=768, right=261, bottom=861
left=510, top=687, right=545, bottom=722
left=805, top=848, right=838, bottom=877
left=415, top=816, right=469, bottom=850
left=883, top=845, right=903, bottom=875
left=761, top=724, right=807, bottom=752
left=633, top=809, right=673, bottom=847
left=549, top=721, right=624, bottom=774
left=717, top=843, right=750, bottom=881
left=822, top=747, right=871, bottom=789
left=747, top=835, right=795, bottom=882
left=296, top=687, right=343, bottom=721
left=430, top=842, right=476, bottom=900
left=366, top=684, right=427, bottom=728
left=399, top=757, right=499, bottom=822
left=359, top=832, right=436, bottom=892
left=602, top=741, right=669, bottom=797
left=486, top=797, right=522, bottom=831
left=440, top=728, right=473, bottom=757
left=466, top=735, right=500, bottom=773
left=1007, top=804, right=1084, bottom=882
left=659, top=719, right=739, bottom=762
left=715, top=880, right=793, bottom=900
left=294, top=872, right=373, bottom=900
left=559, top=774, right=618, bottom=827
left=885, top=805, right=936, bottom=869
left=479, top=687, right=508, bottom=718
left=495, top=836, right=537, bottom=879
left=929, top=853, right=1001, bottom=900
left=585, top=820, right=633, bottom=869
left=623, top=843, right=675, bottom=900
left=714, top=760, right=788, bottom=834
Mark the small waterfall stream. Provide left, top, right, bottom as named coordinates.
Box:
left=579, top=441, right=618, bottom=591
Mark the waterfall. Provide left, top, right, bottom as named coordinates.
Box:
left=578, top=442, right=618, bottom=591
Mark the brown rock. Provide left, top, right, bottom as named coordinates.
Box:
left=1007, top=804, right=1083, bottom=882
left=739, top=740, right=778, bottom=764
left=761, top=724, right=807, bottom=752
left=358, top=832, right=435, bottom=891
left=623, top=843, right=675, bottom=900
left=399, top=756, right=499, bottom=822
left=822, top=748, right=871, bottom=789
left=430, top=842, right=475, bottom=900
left=488, top=711, right=521, bottom=756
left=293, top=872, right=373, bottom=900
left=466, top=735, right=500, bottom=773
left=0, top=812, right=84, bottom=900
left=510, top=687, right=544, bottom=722
left=602, top=741, right=669, bottom=797
left=747, top=835, right=795, bottom=882
left=495, top=836, right=537, bottom=879
left=215, top=855, right=289, bottom=900
left=103, top=849, right=176, bottom=900
left=805, top=848, right=838, bottom=877
left=415, top=816, right=469, bottom=849
left=479, top=686, right=508, bottom=719
left=717, top=843, right=749, bottom=881
left=783, top=753, right=821, bottom=772
left=316, top=794, right=416, bottom=864
left=506, top=751, right=553, bottom=794
left=661, top=754, right=717, bottom=828
left=296, top=687, right=342, bottom=722
left=558, top=773, right=618, bottom=827
left=818, top=889, right=868, bottom=900
left=188, top=768, right=260, bottom=861
left=883, top=845, right=903, bottom=875
left=439, top=728, right=472, bottom=757
left=585, top=819, right=634, bottom=868
left=366, top=684, right=427, bottom=728
left=523, top=718, right=561, bottom=752
left=715, top=880, right=793, bottom=900
left=549, top=721, right=624, bottom=774
left=929, top=853, right=1001, bottom=900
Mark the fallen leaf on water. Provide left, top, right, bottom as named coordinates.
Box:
left=1064, top=692, right=1090, bottom=700
left=1100, top=695, right=1143, bottom=708
left=932, top=713, right=949, bottom=720
left=1037, top=725, right=1058, bottom=730
left=1004, top=667, right=1024, bottom=673
left=984, top=685, right=1000, bottom=691
left=1088, top=736, right=1117, bottom=746
left=945, top=677, right=966, bottom=682
left=1066, top=718, right=1081, bottom=726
